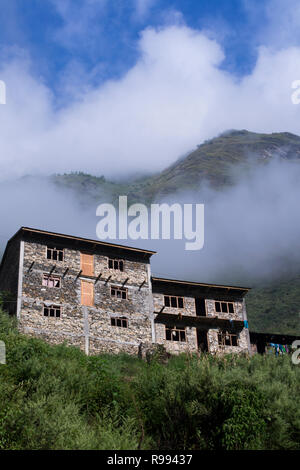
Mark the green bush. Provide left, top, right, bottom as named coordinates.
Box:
left=0, top=309, right=299, bottom=450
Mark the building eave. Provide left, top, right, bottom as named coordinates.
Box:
left=151, top=276, right=250, bottom=295
left=19, top=227, right=157, bottom=257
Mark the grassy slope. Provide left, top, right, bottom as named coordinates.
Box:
left=0, top=309, right=299, bottom=450
left=51, top=130, right=300, bottom=335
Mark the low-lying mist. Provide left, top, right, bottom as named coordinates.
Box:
left=1, top=157, right=300, bottom=287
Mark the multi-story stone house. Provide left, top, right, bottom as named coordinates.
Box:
left=0, top=227, right=251, bottom=356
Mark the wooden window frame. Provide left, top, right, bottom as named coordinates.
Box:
left=165, top=326, right=186, bottom=342
left=81, top=280, right=94, bottom=307
left=46, top=246, right=64, bottom=262
left=110, top=286, right=128, bottom=300
left=111, top=317, right=128, bottom=328
left=164, top=295, right=184, bottom=309
left=80, top=253, right=94, bottom=277
left=43, top=305, right=61, bottom=318
left=215, top=301, right=235, bottom=314
left=42, top=274, right=61, bottom=288
left=218, top=331, right=239, bottom=347
left=108, top=258, right=124, bottom=272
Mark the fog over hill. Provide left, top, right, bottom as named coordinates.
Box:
left=1, top=130, right=300, bottom=334
left=1, top=130, right=300, bottom=284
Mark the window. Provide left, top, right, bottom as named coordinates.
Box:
left=47, top=246, right=64, bottom=261
left=80, top=253, right=94, bottom=276
left=42, top=274, right=61, bottom=288
left=81, top=280, right=94, bottom=306
left=111, top=286, right=127, bottom=300
left=195, top=298, right=206, bottom=317
left=164, top=295, right=184, bottom=308
left=108, top=258, right=124, bottom=271
left=165, top=326, right=186, bottom=342
left=111, top=317, right=128, bottom=328
left=44, top=305, right=61, bottom=318
left=218, top=331, right=238, bottom=347
left=215, top=301, right=235, bottom=314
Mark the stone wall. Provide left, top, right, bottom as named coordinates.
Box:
left=19, top=240, right=153, bottom=354
left=153, top=292, right=249, bottom=355
left=0, top=236, right=250, bottom=357
left=153, top=292, right=197, bottom=353
left=0, top=237, right=21, bottom=313
left=207, top=328, right=249, bottom=355
left=153, top=292, right=196, bottom=316
left=205, top=298, right=244, bottom=320
left=155, top=322, right=198, bottom=354
left=205, top=298, right=249, bottom=354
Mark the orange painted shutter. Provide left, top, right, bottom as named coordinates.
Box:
left=81, top=280, right=94, bottom=306
left=81, top=253, right=94, bottom=276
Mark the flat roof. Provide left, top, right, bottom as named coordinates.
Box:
left=151, top=276, right=250, bottom=292
left=11, top=227, right=157, bottom=256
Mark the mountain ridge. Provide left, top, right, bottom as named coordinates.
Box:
left=53, top=129, right=300, bottom=204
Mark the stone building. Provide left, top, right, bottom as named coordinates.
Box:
left=0, top=227, right=251, bottom=356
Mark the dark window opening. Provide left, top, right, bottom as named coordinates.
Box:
left=221, top=302, right=228, bottom=313
left=47, top=247, right=64, bottom=262
left=111, top=286, right=127, bottom=300
left=44, top=305, right=61, bottom=318
left=164, top=295, right=184, bottom=309
left=111, top=317, right=128, bottom=328
left=195, top=298, right=206, bottom=316
left=165, top=326, right=186, bottom=342
left=108, top=258, right=124, bottom=271
left=215, top=301, right=235, bottom=314
left=197, top=329, right=208, bottom=352
left=218, top=331, right=238, bottom=347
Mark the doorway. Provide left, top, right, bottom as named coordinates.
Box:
left=197, top=329, right=208, bottom=352
left=195, top=298, right=206, bottom=316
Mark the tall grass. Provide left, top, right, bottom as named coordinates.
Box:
left=0, top=309, right=299, bottom=450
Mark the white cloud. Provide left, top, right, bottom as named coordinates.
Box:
left=244, top=0, right=300, bottom=50
left=1, top=24, right=300, bottom=180
left=149, top=158, right=300, bottom=284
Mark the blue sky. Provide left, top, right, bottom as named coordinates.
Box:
left=0, top=0, right=277, bottom=98
left=2, top=1, right=300, bottom=273
left=1, top=0, right=300, bottom=179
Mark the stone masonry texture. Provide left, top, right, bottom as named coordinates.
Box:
left=0, top=228, right=251, bottom=357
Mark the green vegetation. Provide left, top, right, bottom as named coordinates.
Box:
left=246, top=276, right=300, bottom=335
left=0, top=309, right=299, bottom=450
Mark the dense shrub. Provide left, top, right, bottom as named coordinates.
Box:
left=0, top=309, right=299, bottom=450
